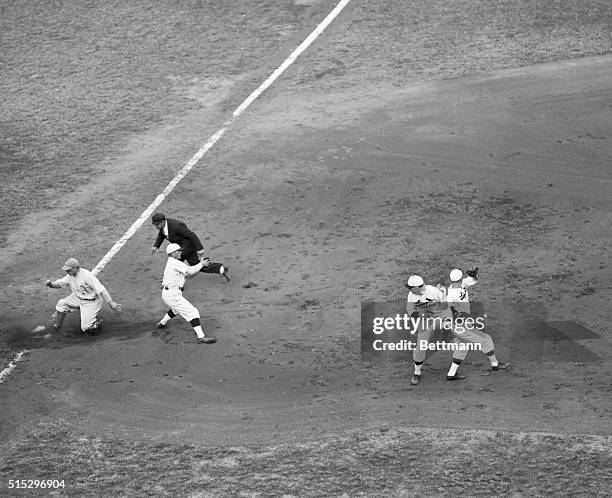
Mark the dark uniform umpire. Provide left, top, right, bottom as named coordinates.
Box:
left=151, top=212, right=231, bottom=282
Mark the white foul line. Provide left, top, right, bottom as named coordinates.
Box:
left=92, top=0, right=353, bottom=276
left=1, top=0, right=353, bottom=385
left=0, top=350, right=29, bottom=384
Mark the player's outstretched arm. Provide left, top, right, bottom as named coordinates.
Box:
left=99, top=287, right=122, bottom=312
left=45, top=277, right=68, bottom=289
left=185, top=259, right=207, bottom=276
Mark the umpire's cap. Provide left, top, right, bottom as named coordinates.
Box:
left=152, top=212, right=166, bottom=223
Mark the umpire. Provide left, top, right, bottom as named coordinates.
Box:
left=151, top=212, right=230, bottom=282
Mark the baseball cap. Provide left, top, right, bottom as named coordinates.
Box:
left=152, top=212, right=166, bottom=223
left=166, top=243, right=182, bottom=255
left=406, top=275, right=424, bottom=288
left=61, top=258, right=80, bottom=271
left=450, top=269, right=463, bottom=282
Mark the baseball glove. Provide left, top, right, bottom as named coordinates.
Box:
left=466, top=267, right=479, bottom=279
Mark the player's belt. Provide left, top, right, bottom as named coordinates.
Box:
left=79, top=296, right=97, bottom=301
left=163, top=286, right=184, bottom=291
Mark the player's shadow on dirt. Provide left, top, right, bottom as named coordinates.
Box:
left=507, top=320, right=600, bottom=363
left=1, top=315, right=223, bottom=351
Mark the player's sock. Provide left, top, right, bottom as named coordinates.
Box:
left=414, top=362, right=423, bottom=375
left=487, top=351, right=498, bottom=367
left=159, top=311, right=175, bottom=326
left=190, top=318, right=205, bottom=339
left=54, top=311, right=66, bottom=330
left=448, top=360, right=461, bottom=377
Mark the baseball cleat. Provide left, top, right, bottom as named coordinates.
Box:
left=410, top=374, right=421, bottom=385
left=155, top=322, right=166, bottom=329
left=222, top=266, right=231, bottom=282
left=197, top=336, right=217, bottom=344
left=446, top=374, right=467, bottom=381
left=492, top=362, right=510, bottom=371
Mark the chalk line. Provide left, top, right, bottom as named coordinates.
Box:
left=92, top=0, right=353, bottom=275
left=0, top=350, right=29, bottom=384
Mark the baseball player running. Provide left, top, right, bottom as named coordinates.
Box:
left=151, top=213, right=230, bottom=282
left=442, top=268, right=509, bottom=380
left=405, top=274, right=452, bottom=386
left=156, top=243, right=217, bottom=344
left=45, top=257, right=122, bottom=334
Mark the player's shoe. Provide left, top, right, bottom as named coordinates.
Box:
left=410, top=374, right=420, bottom=385
left=85, top=318, right=103, bottom=335
left=155, top=322, right=166, bottom=329
left=221, top=265, right=231, bottom=283
left=447, top=374, right=467, bottom=381
left=197, top=336, right=217, bottom=344
left=492, top=362, right=510, bottom=371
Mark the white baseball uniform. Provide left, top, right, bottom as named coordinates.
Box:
left=445, top=277, right=495, bottom=360
left=53, top=268, right=105, bottom=332
left=161, top=257, right=204, bottom=322
left=406, top=285, right=452, bottom=362
left=445, top=276, right=477, bottom=315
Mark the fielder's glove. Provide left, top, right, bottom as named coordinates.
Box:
left=466, top=267, right=479, bottom=279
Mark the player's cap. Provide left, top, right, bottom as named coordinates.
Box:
left=405, top=275, right=424, bottom=288
left=166, top=243, right=182, bottom=255
left=450, top=269, right=463, bottom=282
left=61, top=257, right=80, bottom=270
left=152, top=212, right=166, bottom=223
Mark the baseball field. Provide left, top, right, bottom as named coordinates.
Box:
left=1, top=0, right=611, bottom=495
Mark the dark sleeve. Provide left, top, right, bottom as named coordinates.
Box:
left=154, top=230, right=165, bottom=249
left=175, top=221, right=204, bottom=252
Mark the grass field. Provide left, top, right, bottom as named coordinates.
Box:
left=2, top=422, right=611, bottom=496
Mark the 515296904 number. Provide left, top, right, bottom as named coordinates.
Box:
left=8, top=479, right=65, bottom=489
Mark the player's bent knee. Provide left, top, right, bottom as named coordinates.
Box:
left=56, top=300, right=73, bottom=313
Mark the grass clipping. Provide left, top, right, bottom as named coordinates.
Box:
left=1, top=423, right=611, bottom=496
